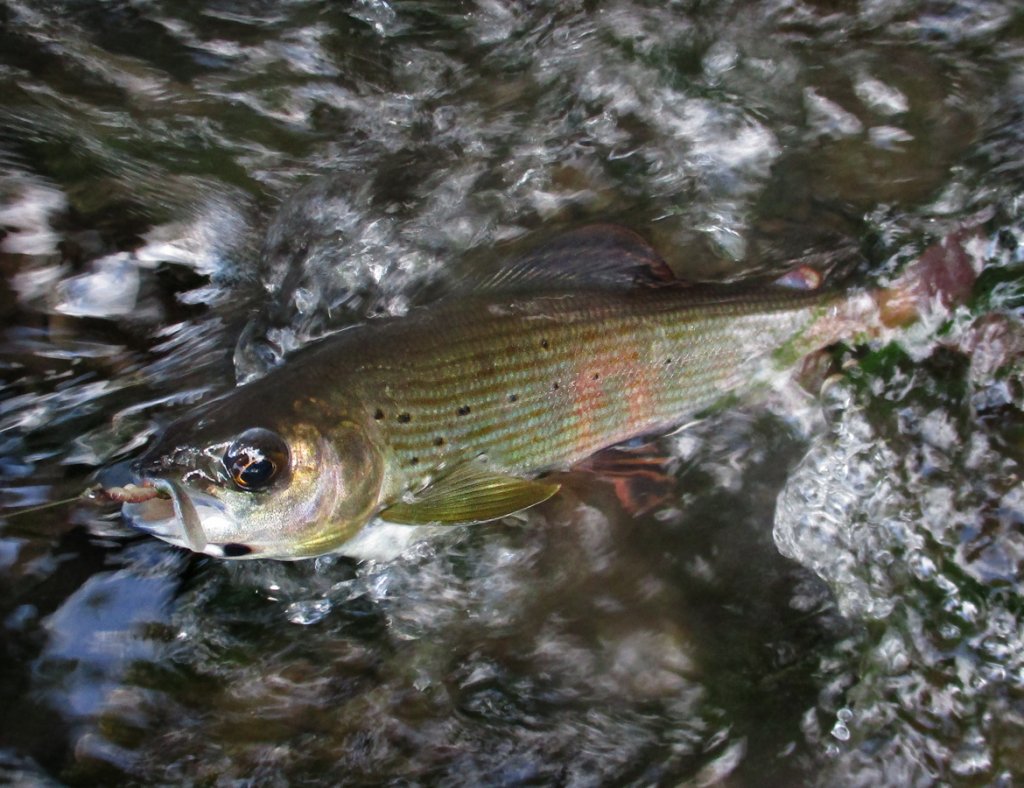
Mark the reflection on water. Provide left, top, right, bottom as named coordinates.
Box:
left=1, top=0, right=1024, bottom=783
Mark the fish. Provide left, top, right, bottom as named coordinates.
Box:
left=120, top=224, right=978, bottom=559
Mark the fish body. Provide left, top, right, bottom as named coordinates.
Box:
left=122, top=225, right=971, bottom=559
left=322, top=286, right=838, bottom=491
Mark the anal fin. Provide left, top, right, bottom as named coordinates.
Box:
left=574, top=446, right=678, bottom=517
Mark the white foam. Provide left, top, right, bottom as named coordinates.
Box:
left=55, top=253, right=140, bottom=318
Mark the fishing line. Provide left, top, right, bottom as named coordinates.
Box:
left=2, top=487, right=100, bottom=518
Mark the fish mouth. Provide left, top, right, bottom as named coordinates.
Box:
left=122, top=478, right=247, bottom=557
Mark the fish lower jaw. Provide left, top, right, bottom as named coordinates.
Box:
left=122, top=491, right=246, bottom=558
left=122, top=490, right=450, bottom=562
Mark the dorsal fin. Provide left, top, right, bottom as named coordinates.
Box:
left=478, top=224, right=677, bottom=292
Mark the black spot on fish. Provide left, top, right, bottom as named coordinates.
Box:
left=665, top=357, right=673, bottom=365
left=458, top=405, right=471, bottom=416
left=508, top=393, right=518, bottom=403
left=553, top=382, right=560, bottom=390
left=540, top=338, right=549, bottom=349
left=410, top=457, right=419, bottom=466
left=398, top=413, right=411, bottom=423
left=592, top=372, right=600, bottom=381
left=374, top=408, right=385, bottom=420
left=434, top=436, right=445, bottom=447
left=222, top=543, right=253, bottom=558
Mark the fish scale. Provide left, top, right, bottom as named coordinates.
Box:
left=346, top=286, right=840, bottom=500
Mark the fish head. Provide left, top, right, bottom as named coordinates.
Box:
left=123, top=389, right=385, bottom=559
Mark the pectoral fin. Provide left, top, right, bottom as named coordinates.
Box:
left=380, top=464, right=560, bottom=525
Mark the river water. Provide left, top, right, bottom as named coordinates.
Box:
left=2, top=0, right=1024, bottom=784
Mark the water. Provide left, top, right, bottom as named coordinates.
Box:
left=1, top=0, right=1023, bottom=783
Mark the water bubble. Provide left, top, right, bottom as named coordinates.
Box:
left=0, top=176, right=66, bottom=256
left=703, top=41, right=738, bottom=79
left=831, top=723, right=850, bottom=742
left=908, top=552, right=937, bottom=581
left=869, top=126, right=914, bottom=150
left=285, top=599, right=332, bottom=626
left=854, top=76, right=910, bottom=116
left=875, top=630, right=911, bottom=673
left=951, top=743, right=993, bottom=777
left=804, top=88, right=864, bottom=137
left=774, top=407, right=902, bottom=619
left=980, top=662, right=1006, bottom=683
left=692, top=739, right=745, bottom=786
left=55, top=253, right=140, bottom=319
left=938, top=623, right=962, bottom=641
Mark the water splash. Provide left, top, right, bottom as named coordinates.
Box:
left=2, top=0, right=1024, bottom=784
left=775, top=331, right=1024, bottom=781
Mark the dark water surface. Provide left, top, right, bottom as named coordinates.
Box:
left=2, top=0, right=1024, bottom=784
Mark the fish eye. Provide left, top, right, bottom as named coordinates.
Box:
left=223, top=428, right=289, bottom=492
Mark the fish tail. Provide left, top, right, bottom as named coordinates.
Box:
left=780, top=229, right=981, bottom=357
left=874, top=230, right=981, bottom=327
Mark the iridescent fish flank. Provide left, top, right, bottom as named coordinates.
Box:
left=120, top=226, right=977, bottom=559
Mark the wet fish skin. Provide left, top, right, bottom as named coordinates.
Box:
left=121, top=225, right=972, bottom=559
left=347, top=286, right=842, bottom=484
